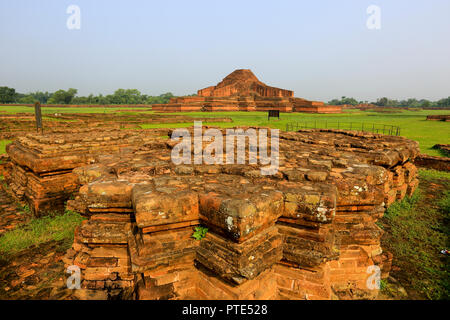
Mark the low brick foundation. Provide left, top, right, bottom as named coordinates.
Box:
left=426, top=115, right=450, bottom=121
left=414, top=154, right=450, bottom=171
left=4, top=128, right=169, bottom=216
left=152, top=97, right=342, bottom=114
left=48, top=128, right=419, bottom=300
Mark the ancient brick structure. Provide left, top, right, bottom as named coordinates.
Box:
left=4, top=128, right=169, bottom=216
left=2, top=126, right=419, bottom=299
left=412, top=144, right=450, bottom=171
left=49, top=127, right=420, bottom=300
left=433, top=144, right=450, bottom=155
left=414, top=154, right=450, bottom=171
left=152, top=70, right=342, bottom=114
left=197, top=69, right=293, bottom=98
left=0, top=112, right=232, bottom=141
left=426, top=115, right=450, bottom=121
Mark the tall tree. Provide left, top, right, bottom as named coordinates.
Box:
left=327, top=96, right=358, bottom=106
left=0, top=86, right=17, bottom=103
left=47, top=88, right=78, bottom=104
left=436, top=97, right=450, bottom=107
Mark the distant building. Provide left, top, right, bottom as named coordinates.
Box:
left=152, top=69, right=342, bottom=114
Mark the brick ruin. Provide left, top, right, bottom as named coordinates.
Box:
left=3, top=129, right=169, bottom=215
left=0, top=112, right=232, bottom=141
left=413, top=144, right=450, bottom=172
left=197, top=69, right=294, bottom=98
left=414, top=154, right=450, bottom=171
left=2, top=127, right=420, bottom=299
left=152, top=70, right=342, bottom=114
left=426, top=115, right=450, bottom=121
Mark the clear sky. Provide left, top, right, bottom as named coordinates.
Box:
left=1, top=0, right=449, bottom=101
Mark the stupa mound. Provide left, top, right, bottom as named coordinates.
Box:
left=197, top=69, right=293, bottom=98
left=152, top=70, right=342, bottom=113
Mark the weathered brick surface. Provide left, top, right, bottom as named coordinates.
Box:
left=197, top=226, right=283, bottom=284
left=0, top=111, right=231, bottom=141
left=194, top=266, right=279, bottom=300
left=5, top=129, right=169, bottom=216
left=414, top=154, right=450, bottom=171
left=273, top=263, right=333, bottom=300
left=128, top=227, right=198, bottom=273
left=132, top=180, right=200, bottom=229
left=42, top=127, right=420, bottom=299
left=64, top=227, right=135, bottom=291
left=278, top=223, right=338, bottom=268
left=0, top=185, right=28, bottom=235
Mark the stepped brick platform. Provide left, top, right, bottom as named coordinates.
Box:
left=53, top=127, right=420, bottom=300
left=152, top=70, right=342, bottom=114
left=4, top=128, right=170, bottom=216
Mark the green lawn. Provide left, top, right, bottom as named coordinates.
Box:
left=0, top=210, right=85, bottom=258
left=160, top=109, right=450, bottom=156
left=379, top=169, right=450, bottom=299
left=0, top=140, right=12, bottom=155
left=1, top=106, right=449, bottom=156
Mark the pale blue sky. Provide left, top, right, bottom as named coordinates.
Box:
left=0, top=0, right=449, bottom=101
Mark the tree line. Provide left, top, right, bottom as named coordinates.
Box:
left=0, top=86, right=449, bottom=108
left=327, top=96, right=450, bottom=108
left=0, top=87, right=178, bottom=105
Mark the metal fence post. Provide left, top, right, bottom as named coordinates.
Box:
left=34, top=102, right=43, bottom=133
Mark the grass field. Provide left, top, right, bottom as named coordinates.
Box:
left=1, top=106, right=449, bottom=156
left=379, top=169, right=450, bottom=300
left=0, top=210, right=85, bottom=258
left=0, top=140, right=12, bottom=155
left=139, top=109, right=449, bottom=156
